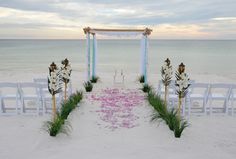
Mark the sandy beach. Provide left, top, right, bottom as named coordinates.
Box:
left=0, top=71, right=236, bottom=159
left=1, top=0, right=236, bottom=158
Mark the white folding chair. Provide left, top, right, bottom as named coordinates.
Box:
left=0, top=83, right=21, bottom=115
left=33, top=78, right=48, bottom=84
left=18, top=83, right=42, bottom=115
left=229, top=84, right=236, bottom=116
left=188, top=83, right=210, bottom=115
left=208, top=83, right=231, bottom=115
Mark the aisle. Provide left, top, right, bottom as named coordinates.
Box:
left=86, top=88, right=145, bottom=130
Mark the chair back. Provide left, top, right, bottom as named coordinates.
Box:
left=19, top=82, right=42, bottom=97
left=209, top=83, right=232, bottom=99
left=230, top=84, right=236, bottom=98
left=0, top=82, right=19, bottom=97
left=33, top=78, right=48, bottom=85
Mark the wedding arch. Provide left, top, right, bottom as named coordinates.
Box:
left=83, top=27, right=152, bottom=84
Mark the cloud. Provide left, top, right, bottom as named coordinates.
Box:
left=0, top=0, right=236, bottom=39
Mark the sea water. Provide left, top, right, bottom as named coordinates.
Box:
left=0, top=39, right=236, bottom=77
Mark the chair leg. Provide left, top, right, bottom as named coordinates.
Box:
left=209, top=99, right=212, bottom=115
left=225, top=99, right=229, bottom=115
left=15, top=97, right=18, bottom=115
left=42, top=99, right=45, bottom=115
left=2, top=99, right=5, bottom=113
left=203, top=99, right=207, bottom=115
left=232, top=99, right=234, bottom=116
left=37, top=99, right=40, bottom=116
left=189, top=99, right=192, bottom=116
left=0, top=98, right=2, bottom=115
left=21, top=98, right=24, bottom=114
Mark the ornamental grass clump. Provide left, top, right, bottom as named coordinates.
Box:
left=44, top=113, right=70, bottom=137
left=142, top=83, right=152, bottom=93
left=45, top=91, right=83, bottom=137
left=61, top=58, right=72, bottom=101
left=138, top=75, right=145, bottom=83
left=148, top=92, right=168, bottom=122
left=173, top=117, right=189, bottom=138
left=148, top=91, right=189, bottom=138
left=166, top=108, right=177, bottom=131
left=90, top=76, right=100, bottom=83
left=60, top=91, right=83, bottom=120
left=84, top=81, right=93, bottom=92
left=48, top=62, right=62, bottom=119
left=161, top=58, right=173, bottom=106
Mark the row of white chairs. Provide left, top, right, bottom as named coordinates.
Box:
left=0, top=78, right=72, bottom=115
left=157, top=81, right=236, bottom=116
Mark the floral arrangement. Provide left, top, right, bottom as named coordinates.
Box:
left=175, top=63, right=190, bottom=117
left=161, top=58, right=173, bottom=106
left=61, top=58, right=72, bottom=100
left=48, top=62, right=62, bottom=119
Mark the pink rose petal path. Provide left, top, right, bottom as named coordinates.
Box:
left=86, top=88, right=145, bottom=130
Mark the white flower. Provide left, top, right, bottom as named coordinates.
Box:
left=61, top=63, right=72, bottom=81
left=48, top=66, right=62, bottom=94
left=162, top=63, right=172, bottom=77
left=176, top=79, right=188, bottom=90
left=161, top=59, right=173, bottom=87
left=176, top=72, right=190, bottom=97
left=51, top=72, right=57, bottom=78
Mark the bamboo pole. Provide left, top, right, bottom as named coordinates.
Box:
left=164, top=85, right=167, bottom=107
left=52, top=94, right=56, bottom=120
left=64, top=82, right=67, bottom=101
left=178, top=96, right=182, bottom=118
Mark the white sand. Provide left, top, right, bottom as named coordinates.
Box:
left=0, top=72, right=236, bottom=159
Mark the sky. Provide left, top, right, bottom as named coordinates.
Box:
left=0, top=0, right=236, bottom=39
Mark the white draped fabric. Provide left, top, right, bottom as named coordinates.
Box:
left=140, top=35, right=148, bottom=83
left=140, top=35, right=145, bottom=78
left=144, top=35, right=148, bottom=83
left=86, top=33, right=90, bottom=81
left=91, top=31, right=142, bottom=38
left=92, top=34, right=97, bottom=78
left=85, top=28, right=150, bottom=83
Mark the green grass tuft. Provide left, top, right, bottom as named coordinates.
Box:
left=83, top=81, right=93, bottom=92
left=148, top=91, right=167, bottom=121
left=142, top=84, right=152, bottom=93
left=174, top=117, right=189, bottom=138
left=44, top=114, right=70, bottom=137
left=138, top=75, right=145, bottom=83
left=90, top=76, right=100, bottom=83
left=60, top=91, right=83, bottom=120
left=166, top=108, right=178, bottom=131
left=148, top=92, right=168, bottom=122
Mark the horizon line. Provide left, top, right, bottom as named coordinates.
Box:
left=0, top=38, right=236, bottom=40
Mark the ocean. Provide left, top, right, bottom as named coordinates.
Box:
left=0, top=39, right=236, bottom=77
